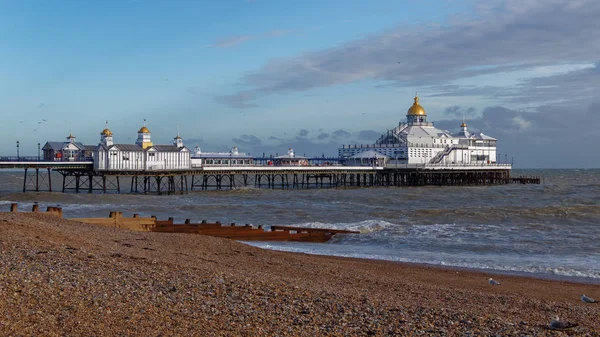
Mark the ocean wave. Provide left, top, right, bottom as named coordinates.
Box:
left=281, top=219, right=398, bottom=234
left=409, top=204, right=600, bottom=222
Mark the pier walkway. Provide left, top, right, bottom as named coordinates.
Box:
left=0, top=158, right=535, bottom=194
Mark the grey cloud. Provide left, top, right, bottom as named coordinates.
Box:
left=215, top=92, right=259, bottom=109
left=429, top=64, right=599, bottom=105
left=331, top=129, right=351, bottom=139
left=356, top=130, right=380, bottom=140
left=217, top=0, right=600, bottom=108
left=435, top=99, right=600, bottom=168
left=317, top=133, right=329, bottom=140
left=298, top=129, right=309, bottom=137
left=231, top=134, right=262, bottom=147
left=443, top=106, right=477, bottom=118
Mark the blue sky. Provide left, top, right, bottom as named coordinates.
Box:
left=1, top=0, right=599, bottom=167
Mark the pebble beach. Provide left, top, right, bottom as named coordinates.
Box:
left=1, top=212, right=599, bottom=336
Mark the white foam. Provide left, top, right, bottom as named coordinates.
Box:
left=284, top=219, right=397, bottom=234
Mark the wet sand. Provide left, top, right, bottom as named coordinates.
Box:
left=1, top=212, right=599, bottom=336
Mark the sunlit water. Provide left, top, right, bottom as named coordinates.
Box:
left=1, top=169, right=599, bottom=283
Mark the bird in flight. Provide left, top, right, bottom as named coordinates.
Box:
left=488, top=278, right=500, bottom=286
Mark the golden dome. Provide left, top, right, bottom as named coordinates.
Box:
left=138, top=126, right=151, bottom=133
left=67, top=132, right=75, bottom=139
left=407, top=95, right=427, bottom=116
left=101, top=128, right=113, bottom=136
left=174, top=135, right=182, bottom=139
left=460, top=122, right=467, bottom=127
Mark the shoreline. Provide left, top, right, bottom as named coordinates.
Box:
left=245, top=242, right=600, bottom=286
left=1, top=212, right=599, bottom=335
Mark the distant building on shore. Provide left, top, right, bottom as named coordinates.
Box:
left=339, top=95, right=498, bottom=166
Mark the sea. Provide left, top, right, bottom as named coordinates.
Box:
left=1, top=169, right=599, bottom=284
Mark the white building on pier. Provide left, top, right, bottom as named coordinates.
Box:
left=190, top=146, right=254, bottom=167
left=339, top=95, right=498, bottom=166
left=94, top=122, right=191, bottom=171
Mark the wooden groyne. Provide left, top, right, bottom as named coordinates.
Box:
left=7, top=203, right=358, bottom=243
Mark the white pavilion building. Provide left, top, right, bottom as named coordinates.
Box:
left=94, top=122, right=191, bottom=171
left=339, top=95, right=498, bottom=166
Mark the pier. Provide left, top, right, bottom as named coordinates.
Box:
left=0, top=157, right=537, bottom=193
left=0, top=157, right=540, bottom=194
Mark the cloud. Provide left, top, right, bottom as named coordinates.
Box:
left=231, top=134, right=262, bottom=147
left=511, top=116, right=531, bottom=131
left=356, top=130, right=380, bottom=140
left=215, top=92, right=259, bottom=109
left=317, top=132, right=329, bottom=140
left=216, top=0, right=600, bottom=108
left=443, top=106, right=477, bottom=118
left=331, top=129, right=351, bottom=139
left=429, top=63, right=599, bottom=105
left=297, top=129, right=309, bottom=137
left=435, top=99, right=600, bottom=167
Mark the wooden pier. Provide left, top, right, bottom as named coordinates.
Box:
left=7, top=203, right=358, bottom=243
left=0, top=159, right=540, bottom=193
left=45, top=166, right=532, bottom=194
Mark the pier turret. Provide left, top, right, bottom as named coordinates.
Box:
left=100, top=121, right=114, bottom=146
left=174, top=134, right=183, bottom=148
left=136, top=120, right=153, bottom=149
left=66, top=132, right=76, bottom=144
left=406, top=94, right=427, bottom=125
left=458, top=121, right=470, bottom=138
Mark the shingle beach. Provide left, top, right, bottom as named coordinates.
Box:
left=1, top=212, right=599, bottom=336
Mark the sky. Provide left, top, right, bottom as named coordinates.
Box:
left=0, top=0, right=598, bottom=168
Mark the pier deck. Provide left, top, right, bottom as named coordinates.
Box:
left=0, top=158, right=538, bottom=193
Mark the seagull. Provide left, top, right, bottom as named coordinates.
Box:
left=549, top=315, right=578, bottom=330
left=488, top=278, right=501, bottom=286
left=581, top=294, right=597, bottom=303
